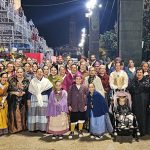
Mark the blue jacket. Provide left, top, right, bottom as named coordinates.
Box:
left=87, top=91, right=108, bottom=117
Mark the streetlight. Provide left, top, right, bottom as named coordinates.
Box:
left=99, top=4, right=102, bottom=8
left=81, top=28, right=86, bottom=33
left=78, top=28, right=87, bottom=55
left=86, top=0, right=97, bottom=10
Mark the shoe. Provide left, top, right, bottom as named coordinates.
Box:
left=114, top=132, right=118, bottom=136
left=68, top=132, right=74, bottom=139
left=58, top=135, right=63, bottom=140
left=95, top=135, right=103, bottom=140
left=120, top=125, right=126, bottom=129
left=137, top=131, right=140, bottom=136
left=78, top=130, right=83, bottom=138
left=90, top=134, right=95, bottom=139
left=129, top=125, right=134, bottom=129
left=52, top=135, right=56, bottom=140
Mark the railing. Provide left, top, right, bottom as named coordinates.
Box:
left=0, top=0, right=6, bottom=9
left=0, top=0, right=49, bottom=51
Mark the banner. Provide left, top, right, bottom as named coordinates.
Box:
left=24, top=53, right=44, bottom=64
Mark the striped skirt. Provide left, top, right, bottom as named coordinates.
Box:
left=28, top=95, right=48, bottom=131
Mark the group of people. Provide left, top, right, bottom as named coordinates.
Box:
left=0, top=54, right=150, bottom=141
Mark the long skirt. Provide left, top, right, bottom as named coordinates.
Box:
left=47, top=112, right=69, bottom=135
left=9, top=104, right=26, bottom=133
left=0, top=101, right=8, bottom=135
left=90, top=111, right=113, bottom=136
left=28, top=95, right=48, bottom=131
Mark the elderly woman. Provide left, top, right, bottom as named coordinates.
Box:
left=8, top=68, right=30, bottom=133
left=0, top=72, right=9, bottom=135
left=79, top=61, right=89, bottom=81
left=28, top=68, right=53, bottom=132
left=128, top=68, right=150, bottom=136
left=85, top=67, right=105, bottom=97
left=98, top=65, right=110, bottom=105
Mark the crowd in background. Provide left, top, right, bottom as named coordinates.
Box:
left=0, top=54, right=150, bottom=140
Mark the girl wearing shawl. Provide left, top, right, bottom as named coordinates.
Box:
left=8, top=68, right=30, bottom=133
left=0, top=73, right=9, bottom=135
left=28, top=68, right=53, bottom=131
left=87, top=83, right=113, bottom=140
left=46, top=81, right=69, bottom=140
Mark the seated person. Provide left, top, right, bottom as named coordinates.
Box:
left=115, top=96, right=134, bottom=129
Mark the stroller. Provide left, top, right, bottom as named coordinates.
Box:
left=109, top=90, right=140, bottom=142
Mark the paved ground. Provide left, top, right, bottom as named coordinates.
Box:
left=0, top=131, right=150, bottom=150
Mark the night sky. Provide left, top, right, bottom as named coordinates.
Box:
left=22, top=0, right=117, bottom=48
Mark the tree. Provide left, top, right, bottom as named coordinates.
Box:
left=99, top=28, right=117, bottom=59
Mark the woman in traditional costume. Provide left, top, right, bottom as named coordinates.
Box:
left=48, top=65, right=62, bottom=88
left=87, top=83, right=113, bottom=140
left=59, top=66, right=66, bottom=81
left=5, top=62, right=15, bottom=80
left=8, top=68, right=30, bottom=133
left=46, top=80, right=69, bottom=140
left=28, top=68, right=53, bottom=131
left=43, top=65, right=50, bottom=78
left=128, top=68, right=150, bottom=136
left=85, top=67, right=105, bottom=97
left=109, top=62, right=128, bottom=90
left=0, top=72, right=9, bottom=135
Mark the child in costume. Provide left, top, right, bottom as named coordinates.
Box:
left=46, top=81, right=69, bottom=140
left=68, top=74, right=87, bottom=139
